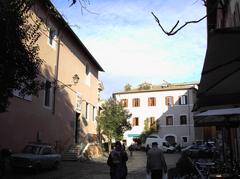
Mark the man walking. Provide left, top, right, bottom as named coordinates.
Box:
left=107, top=141, right=128, bottom=179
left=146, top=142, right=167, bottom=179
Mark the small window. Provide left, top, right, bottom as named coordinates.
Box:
left=121, top=99, right=128, bottom=107
left=165, top=96, right=174, bottom=106
left=166, top=116, right=173, bottom=125
left=132, top=117, right=139, bottom=126
left=93, top=106, right=95, bottom=121
left=132, top=98, right=140, bottom=107
left=86, top=102, right=89, bottom=119
left=48, top=28, right=56, bottom=46
left=44, top=80, right=52, bottom=107
left=179, top=95, right=188, bottom=105
left=85, top=64, right=91, bottom=86
left=182, top=137, right=188, bottom=143
left=180, top=115, right=187, bottom=125
left=148, top=97, right=156, bottom=106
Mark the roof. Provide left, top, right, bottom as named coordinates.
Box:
left=113, top=82, right=198, bottom=95
left=37, top=0, right=104, bottom=72
left=194, top=29, right=240, bottom=111
left=194, top=107, right=240, bottom=127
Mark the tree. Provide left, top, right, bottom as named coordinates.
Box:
left=0, top=0, right=42, bottom=112
left=97, top=98, right=132, bottom=152
left=124, top=83, right=132, bottom=91
left=138, top=82, right=152, bottom=90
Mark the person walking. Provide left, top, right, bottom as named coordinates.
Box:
left=145, top=144, right=150, bottom=155
left=146, top=142, right=167, bottom=179
left=107, top=141, right=128, bottom=179
left=128, top=144, right=133, bottom=157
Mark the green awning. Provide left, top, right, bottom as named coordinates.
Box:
left=128, top=134, right=141, bottom=137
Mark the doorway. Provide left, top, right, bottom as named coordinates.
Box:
left=75, top=112, right=80, bottom=144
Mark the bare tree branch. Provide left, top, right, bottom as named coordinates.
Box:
left=151, top=12, right=207, bottom=36
left=152, top=0, right=222, bottom=36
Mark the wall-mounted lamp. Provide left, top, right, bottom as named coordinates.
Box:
left=60, top=74, right=80, bottom=88
left=72, top=74, right=80, bottom=85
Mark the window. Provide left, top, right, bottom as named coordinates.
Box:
left=165, top=96, right=174, bottom=106
left=121, top=99, right=128, bottom=107
left=48, top=28, right=56, bottom=46
left=44, top=80, right=52, bottom=107
left=149, top=117, right=155, bottom=126
left=180, top=115, right=187, bottom=125
left=132, top=98, right=140, bottom=107
left=179, top=95, right=188, bottom=105
left=86, top=102, right=89, bottom=119
left=85, top=64, right=90, bottom=86
left=166, top=116, right=173, bottom=125
left=132, top=117, right=139, bottom=126
left=182, top=136, right=188, bottom=143
left=93, top=106, right=95, bottom=121
left=233, top=4, right=240, bottom=26
left=148, top=97, right=156, bottom=106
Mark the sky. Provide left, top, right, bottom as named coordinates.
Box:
left=51, top=0, right=207, bottom=99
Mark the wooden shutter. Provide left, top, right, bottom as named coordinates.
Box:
left=165, top=96, right=168, bottom=105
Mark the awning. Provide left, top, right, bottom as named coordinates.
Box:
left=127, top=134, right=141, bottom=137
left=194, top=28, right=240, bottom=112
left=194, top=107, right=240, bottom=127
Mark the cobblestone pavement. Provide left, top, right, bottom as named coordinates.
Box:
left=2, top=151, right=180, bottom=179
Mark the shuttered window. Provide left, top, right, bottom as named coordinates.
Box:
left=132, top=117, right=139, bottom=126
left=179, top=95, right=188, bottom=105
left=132, top=98, right=140, bottom=107
left=121, top=99, right=128, bottom=107
left=148, top=97, right=156, bottom=106
left=165, top=96, right=174, bottom=106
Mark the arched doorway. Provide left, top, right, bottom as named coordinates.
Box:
left=165, top=135, right=176, bottom=145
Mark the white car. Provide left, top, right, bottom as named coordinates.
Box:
left=10, top=143, right=61, bottom=172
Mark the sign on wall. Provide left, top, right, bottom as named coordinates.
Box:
left=75, top=92, right=82, bottom=113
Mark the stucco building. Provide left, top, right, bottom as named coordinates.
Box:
left=0, top=0, right=104, bottom=153
left=113, top=82, right=199, bottom=147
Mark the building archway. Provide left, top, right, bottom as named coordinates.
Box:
left=164, top=134, right=177, bottom=145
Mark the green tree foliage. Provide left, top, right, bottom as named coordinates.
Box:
left=0, top=0, right=42, bottom=112
left=138, top=82, right=152, bottom=90
left=124, top=83, right=132, bottom=91
left=97, top=98, right=132, bottom=147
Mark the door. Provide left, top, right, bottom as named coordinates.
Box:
left=75, top=112, right=80, bottom=144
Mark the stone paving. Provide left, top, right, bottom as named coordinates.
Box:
left=2, top=151, right=180, bottom=179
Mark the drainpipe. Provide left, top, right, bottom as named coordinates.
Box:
left=52, top=32, right=61, bottom=114
left=187, top=89, right=191, bottom=144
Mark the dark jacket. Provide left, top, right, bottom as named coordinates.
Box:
left=107, top=149, right=128, bottom=179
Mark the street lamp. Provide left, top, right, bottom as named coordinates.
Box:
left=60, top=74, right=80, bottom=88
left=72, top=74, right=80, bottom=85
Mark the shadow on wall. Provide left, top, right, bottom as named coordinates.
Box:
left=0, top=65, right=85, bottom=153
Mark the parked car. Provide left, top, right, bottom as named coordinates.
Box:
left=182, top=143, right=215, bottom=158
left=10, top=143, right=61, bottom=172
left=145, top=135, right=175, bottom=153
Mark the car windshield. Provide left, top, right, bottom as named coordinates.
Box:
left=22, top=145, right=41, bottom=154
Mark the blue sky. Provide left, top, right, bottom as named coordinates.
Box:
left=51, top=0, right=207, bottom=99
